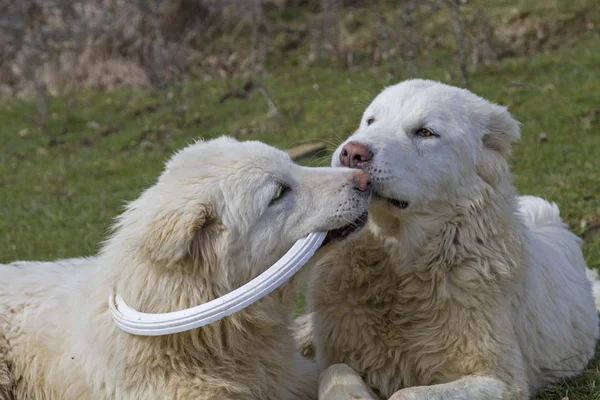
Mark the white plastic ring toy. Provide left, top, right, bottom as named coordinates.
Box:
left=109, top=231, right=326, bottom=336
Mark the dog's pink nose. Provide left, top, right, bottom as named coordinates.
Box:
left=352, top=170, right=371, bottom=192
left=340, top=141, right=372, bottom=168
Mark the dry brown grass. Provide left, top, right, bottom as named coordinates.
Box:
left=0, top=0, right=597, bottom=98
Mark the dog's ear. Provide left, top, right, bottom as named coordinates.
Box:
left=140, top=203, right=222, bottom=267
left=188, top=209, right=224, bottom=268
left=482, top=106, right=521, bottom=156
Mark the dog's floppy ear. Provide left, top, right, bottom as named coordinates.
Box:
left=482, top=105, right=521, bottom=156
left=140, top=203, right=222, bottom=267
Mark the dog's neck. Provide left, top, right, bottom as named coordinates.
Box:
left=99, top=248, right=298, bottom=353
left=368, top=180, right=524, bottom=277
left=367, top=206, right=450, bottom=266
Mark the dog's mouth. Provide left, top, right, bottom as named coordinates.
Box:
left=320, top=211, right=369, bottom=248
left=373, top=192, right=409, bottom=210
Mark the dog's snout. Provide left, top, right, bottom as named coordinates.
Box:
left=352, top=170, right=371, bottom=192
left=340, top=141, right=372, bottom=169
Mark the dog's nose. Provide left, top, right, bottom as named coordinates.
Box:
left=340, top=141, right=372, bottom=168
left=352, top=170, right=371, bottom=192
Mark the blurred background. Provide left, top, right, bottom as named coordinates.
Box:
left=0, top=1, right=599, bottom=396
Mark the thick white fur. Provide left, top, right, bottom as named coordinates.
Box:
left=0, top=137, right=371, bottom=399
left=301, top=80, right=600, bottom=399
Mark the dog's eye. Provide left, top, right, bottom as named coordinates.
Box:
left=269, top=184, right=291, bottom=206
left=415, top=128, right=437, bottom=138
left=366, top=117, right=375, bottom=126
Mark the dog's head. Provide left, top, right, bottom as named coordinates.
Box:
left=109, top=137, right=370, bottom=284
left=332, top=79, right=520, bottom=223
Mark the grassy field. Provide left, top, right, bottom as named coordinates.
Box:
left=1, top=18, right=600, bottom=400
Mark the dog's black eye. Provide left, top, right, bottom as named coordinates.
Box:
left=367, top=117, right=375, bottom=126
left=415, top=127, right=437, bottom=138
left=269, top=184, right=291, bottom=206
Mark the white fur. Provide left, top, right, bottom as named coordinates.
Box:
left=302, top=80, right=600, bottom=399
left=0, top=137, right=371, bottom=399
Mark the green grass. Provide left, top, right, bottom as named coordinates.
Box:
left=1, top=33, right=599, bottom=400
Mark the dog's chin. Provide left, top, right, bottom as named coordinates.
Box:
left=319, top=211, right=369, bottom=248
left=373, top=193, right=409, bottom=210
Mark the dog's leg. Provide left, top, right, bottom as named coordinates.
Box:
left=388, top=375, right=519, bottom=400
left=0, top=333, right=14, bottom=400
left=318, top=363, right=379, bottom=400
left=0, top=362, right=12, bottom=400
left=293, top=313, right=315, bottom=359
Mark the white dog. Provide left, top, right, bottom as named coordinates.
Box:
left=298, top=80, right=600, bottom=399
left=0, top=137, right=372, bottom=399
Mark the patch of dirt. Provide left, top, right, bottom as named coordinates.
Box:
left=131, top=103, right=164, bottom=117
left=118, top=124, right=172, bottom=152
left=79, top=125, right=121, bottom=147
left=493, top=7, right=598, bottom=58
left=1, top=1, right=598, bottom=96
left=44, top=124, right=121, bottom=149
left=139, top=127, right=168, bottom=143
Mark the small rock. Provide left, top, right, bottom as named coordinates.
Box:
left=87, top=121, right=100, bottom=130
left=37, top=147, right=48, bottom=155
left=538, top=132, right=548, bottom=142
left=19, top=128, right=29, bottom=137
left=542, top=83, right=555, bottom=92
left=312, top=83, right=320, bottom=91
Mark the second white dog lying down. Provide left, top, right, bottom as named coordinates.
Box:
left=298, top=80, right=600, bottom=400
left=0, top=137, right=371, bottom=400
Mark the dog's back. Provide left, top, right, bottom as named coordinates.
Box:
left=0, top=258, right=93, bottom=399
left=516, top=195, right=599, bottom=388
left=519, top=195, right=583, bottom=256
left=518, top=195, right=600, bottom=306
left=1, top=258, right=93, bottom=317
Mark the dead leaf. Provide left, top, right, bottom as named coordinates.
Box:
left=288, top=143, right=327, bottom=161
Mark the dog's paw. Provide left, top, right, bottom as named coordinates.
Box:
left=319, top=364, right=376, bottom=400
left=388, top=387, right=432, bottom=400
